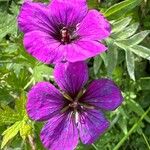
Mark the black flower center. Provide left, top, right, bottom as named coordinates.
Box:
left=61, top=92, right=95, bottom=113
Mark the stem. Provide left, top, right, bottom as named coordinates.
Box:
left=28, top=135, right=36, bottom=150
left=62, top=92, right=73, bottom=102
left=92, top=144, right=99, bottom=150
left=113, top=106, right=150, bottom=150
left=142, top=132, right=150, bottom=150
left=23, top=77, right=34, bottom=90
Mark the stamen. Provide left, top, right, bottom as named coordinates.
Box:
left=75, top=89, right=85, bottom=101
left=79, top=102, right=95, bottom=109
left=62, top=92, right=73, bottom=102
left=61, top=105, right=70, bottom=113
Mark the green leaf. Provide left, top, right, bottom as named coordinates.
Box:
left=126, top=50, right=135, bottom=80
left=0, top=13, right=17, bottom=41
left=0, top=88, right=14, bottom=105
left=106, top=43, right=118, bottom=77
left=20, top=121, right=32, bottom=140
left=118, top=117, right=128, bottom=135
left=140, top=77, right=150, bottom=90
left=0, top=105, right=20, bottom=126
left=117, top=31, right=150, bottom=46
left=93, top=56, right=102, bottom=75
left=0, top=92, right=27, bottom=126
left=104, top=0, right=142, bottom=19
left=1, top=121, right=22, bottom=149
left=129, top=45, right=150, bottom=60
left=113, top=107, right=150, bottom=150
left=100, top=53, right=108, bottom=68
left=113, top=23, right=139, bottom=39
left=112, top=17, right=132, bottom=33
left=15, top=92, right=27, bottom=117
left=87, top=0, right=98, bottom=9
left=33, top=64, right=53, bottom=82
left=127, top=99, right=150, bottom=123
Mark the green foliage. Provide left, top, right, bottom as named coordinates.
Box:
left=33, top=64, right=53, bottom=82
left=0, top=0, right=150, bottom=150
left=1, top=121, right=22, bottom=149
left=104, top=0, right=142, bottom=19
left=103, top=16, right=149, bottom=80
left=0, top=93, right=33, bottom=149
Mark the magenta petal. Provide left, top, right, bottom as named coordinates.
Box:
left=81, top=79, right=123, bottom=111
left=54, top=62, right=88, bottom=97
left=18, top=2, right=52, bottom=33
left=78, top=109, right=109, bottom=144
left=66, top=39, right=107, bottom=62
left=77, top=10, right=111, bottom=40
left=40, top=113, right=79, bottom=150
left=24, top=31, right=63, bottom=64
left=49, top=0, right=88, bottom=26
left=27, top=82, right=65, bottom=121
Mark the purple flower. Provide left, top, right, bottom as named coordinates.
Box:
left=27, top=62, right=123, bottom=150
left=18, top=0, right=111, bottom=64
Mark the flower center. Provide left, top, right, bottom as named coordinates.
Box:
left=69, top=101, right=78, bottom=108
left=61, top=91, right=95, bottom=113
left=60, top=26, right=78, bottom=44
left=60, top=27, right=70, bottom=44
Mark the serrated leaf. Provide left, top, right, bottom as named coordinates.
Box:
left=117, top=31, right=150, bottom=46
left=113, top=23, right=139, bottom=39
left=112, top=17, right=132, bottom=33
left=1, top=121, right=21, bottom=149
left=127, top=99, right=150, bottom=123
left=93, top=56, right=102, bottom=75
left=126, top=50, right=135, bottom=80
left=104, top=0, right=142, bottom=19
